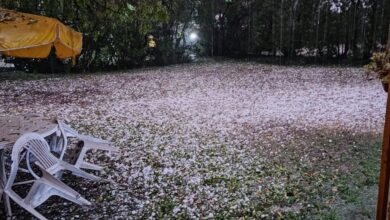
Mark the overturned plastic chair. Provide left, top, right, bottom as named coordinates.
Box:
left=58, top=122, right=118, bottom=171
left=4, top=133, right=98, bottom=220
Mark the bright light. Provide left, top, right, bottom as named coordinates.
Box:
left=189, top=32, right=198, bottom=41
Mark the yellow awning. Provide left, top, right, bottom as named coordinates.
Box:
left=0, top=8, right=82, bottom=59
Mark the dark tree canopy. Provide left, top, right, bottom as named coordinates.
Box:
left=1, top=0, right=389, bottom=71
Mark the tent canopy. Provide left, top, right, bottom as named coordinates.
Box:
left=0, top=8, right=82, bottom=60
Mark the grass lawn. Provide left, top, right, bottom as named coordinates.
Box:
left=0, top=61, right=385, bottom=219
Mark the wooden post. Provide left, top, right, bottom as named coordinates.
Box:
left=377, top=21, right=390, bottom=220
left=378, top=92, right=390, bottom=220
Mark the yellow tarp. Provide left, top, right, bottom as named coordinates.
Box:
left=0, top=8, right=82, bottom=59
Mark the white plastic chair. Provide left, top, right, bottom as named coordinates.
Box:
left=4, top=133, right=97, bottom=220
left=58, top=122, right=118, bottom=171
left=0, top=143, right=12, bottom=219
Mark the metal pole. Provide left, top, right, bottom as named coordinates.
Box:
left=377, top=21, right=390, bottom=220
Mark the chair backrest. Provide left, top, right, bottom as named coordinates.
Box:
left=7, top=133, right=58, bottom=191
left=12, top=133, right=58, bottom=170
left=57, top=120, right=69, bottom=160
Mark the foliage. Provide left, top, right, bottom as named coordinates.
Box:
left=365, top=52, right=390, bottom=82
left=0, top=0, right=196, bottom=72
left=197, top=0, right=390, bottom=61
left=1, top=0, right=389, bottom=72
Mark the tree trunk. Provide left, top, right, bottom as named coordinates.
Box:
left=211, top=0, right=214, bottom=57
left=315, top=0, right=321, bottom=62
left=387, top=23, right=390, bottom=51
left=279, top=0, right=283, bottom=63
left=369, top=0, right=378, bottom=55
left=323, top=3, right=329, bottom=58
left=247, top=0, right=251, bottom=55
left=377, top=0, right=385, bottom=49
left=344, top=8, right=350, bottom=58
left=290, top=0, right=298, bottom=58
left=272, top=1, right=276, bottom=55
left=361, top=10, right=367, bottom=59
left=352, top=0, right=361, bottom=58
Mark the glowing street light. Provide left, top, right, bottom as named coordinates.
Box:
left=189, top=32, right=198, bottom=42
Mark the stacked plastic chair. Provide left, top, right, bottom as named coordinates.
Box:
left=0, top=118, right=119, bottom=219
left=4, top=133, right=99, bottom=220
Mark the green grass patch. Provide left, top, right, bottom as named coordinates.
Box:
left=0, top=71, right=60, bottom=81
left=157, top=198, right=176, bottom=217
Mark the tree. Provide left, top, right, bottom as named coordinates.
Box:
left=2, top=0, right=389, bottom=71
